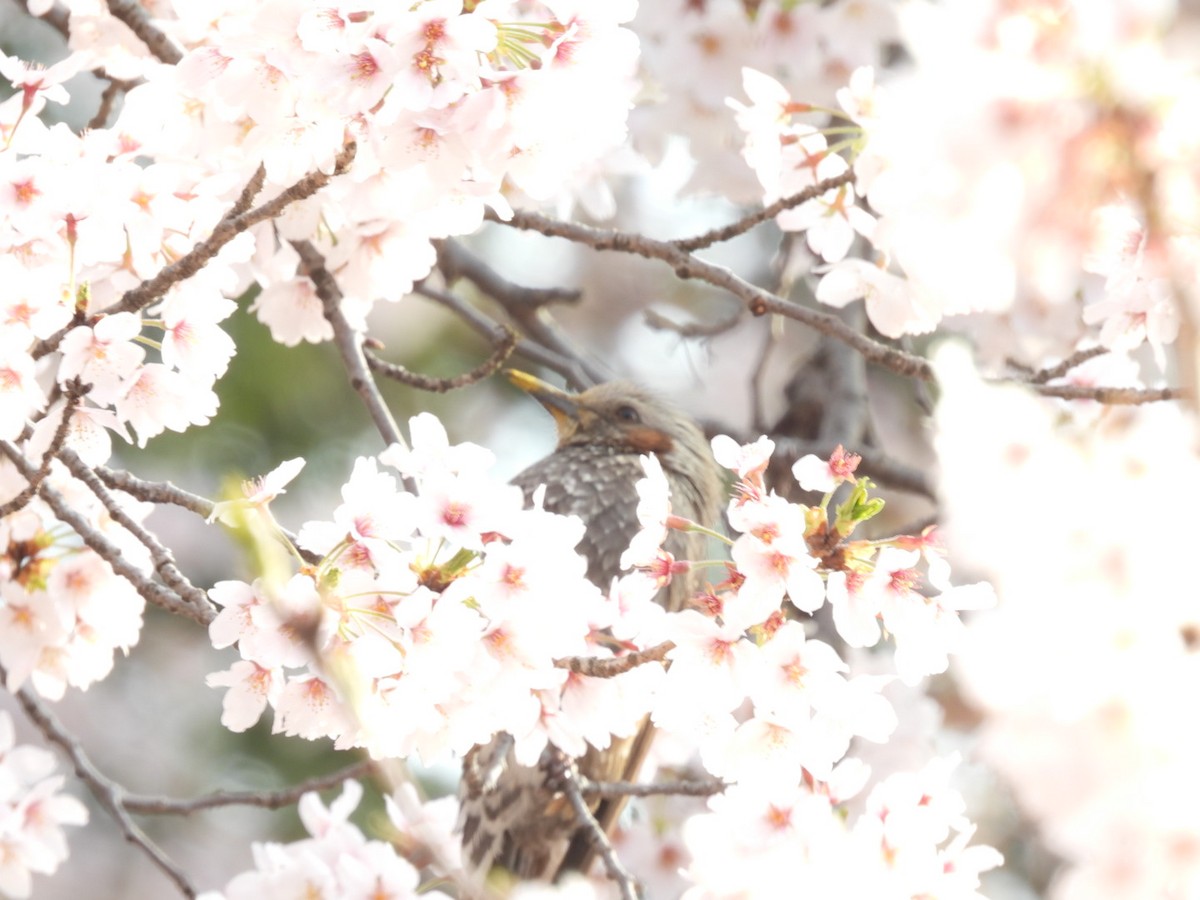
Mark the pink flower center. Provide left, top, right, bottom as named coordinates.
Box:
left=350, top=50, right=380, bottom=80
left=442, top=502, right=469, bottom=527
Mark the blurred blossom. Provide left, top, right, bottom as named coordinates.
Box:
left=0, top=712, right=87, bottom=899
left=935, top=342, right=1200, bottom=900
left=198, top=782, right=452, bottom=900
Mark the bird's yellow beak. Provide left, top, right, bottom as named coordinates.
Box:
left=506, top=369, right=585, bottom=441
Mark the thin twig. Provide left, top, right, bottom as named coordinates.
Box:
left=105, top=0, right=183, bottom=64
left=1026, top=346, right=1109, bottom=384
left=578, top=776, right=726, bottom=799
left=94, top=467, right=320, bottom=565
left=95, top=468, right=217, bottom=518
left=547, top=750, right=640, bottom=900
left=673, top=170, right=856, bottom=252
left=554, top=642, right=674, bottom=678
left=0, top=441, right=211, bottom=624
left=643, top=305, right=743, bottom=339
left=415, top=283, right=593, bottom=389
left=122, top=760, right=374, bottom=815
left=9, top=673, right=197, bottom=898
left=363, top=325, right=519, bottom=393
left=55, top=447, right=213, bottom=619
left=1026, top=383, right=1186, bottom=404
left=292, top=239, right=405, bottom=449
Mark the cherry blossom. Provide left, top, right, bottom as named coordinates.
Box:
left=0, top=712, right=87, bottom=899
left=619, top=454, right=679, bottom=587
left=793, top=444, right=862, bottom=494
left=816, top=257, right=940, bottom=339
left=0, top=491, right=147, bottom=700
left=205, top=418, right=667, bottom=767
left=710, top=434, right=774, bottom=501
left=56, top=313, right=145, bottom=408
left=0, top=335, right=45, bottom=441
left=198, top=782, right=452, bottom=900
left=205, top=660, right=283, bottom=732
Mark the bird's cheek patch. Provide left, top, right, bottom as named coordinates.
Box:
left=625, top=426, right=674, bottom=454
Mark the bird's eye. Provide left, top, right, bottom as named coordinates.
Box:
left=615, top=405, right=641, bottom=423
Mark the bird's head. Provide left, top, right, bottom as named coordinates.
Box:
left=506, top=369, right=710, bottom=468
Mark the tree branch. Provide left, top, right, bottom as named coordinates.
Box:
left=1028, top=382, right=1185, bottom=404
left=554, top=642, right=674, bottom=677
left=0, top=441, right=213, bottom=625
left=292, top=239, right=405, bottom=449
left=9, top=673, right=197, bottom=898
left=87, top=76, right=133, bottom=130
left=578, top=776, right=726, bottom=799
left=105, top=0, right=183, bottom=64
left=438, top=239, right=582, bottom=310
left=1026, top=346, right=1110, bottom=384
left=55, top=447, right=213, bottom=619
left=494, top=208, right=935, bottom=382
left=122, top=760, right=374, bottom=815
left=225, top=162, right=268, bottom=220
left=1, top=441, right=208, bottom=624
left=494, top=209, right=1190, bottom=406
left=32, top=150, right=351, bottom=360
left=94, top=467, right=216, bottom=519
left=644, top=305, right=743, bottom=339
left=106, top=151, right=351, bottom=317
left=93, top=467, right=320, bottom=565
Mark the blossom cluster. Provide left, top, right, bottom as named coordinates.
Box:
left=683, top=757, right=1000, bottom=899
left=205, top=413, right=661, bottom=768
left=0, top=711, right=87, bottom=899
left=727, top=2, right=1200, bottom=358
left=0, top=464, right=148, bottom=701
left=205, top=413, right=999, bottom=896
left=2, top=0, right=640, bottom=461
left=197, top=780, right=456, bottom=900
left=632, top=0, right=899, bottom=201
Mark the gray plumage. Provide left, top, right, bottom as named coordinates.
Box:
left=458, top=377, right=722, bottom=881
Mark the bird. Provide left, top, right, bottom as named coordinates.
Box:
left=457, top=370, right=723, bottom=883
